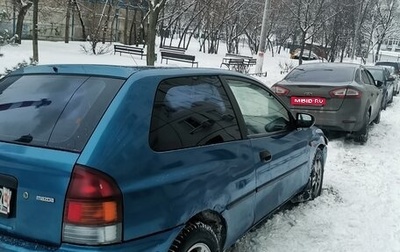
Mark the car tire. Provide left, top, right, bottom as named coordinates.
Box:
left=354, top=111, right=370, bottom=144
left=373, top=109, right=381, bottom=124
left=169, top=222, right=220, bottom=252
left=389, top=93, right=394, bottom=104
left=292, top=149, right=324, bottom=202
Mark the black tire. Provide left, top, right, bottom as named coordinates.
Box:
left=292, top=149, right=324, bottom=202
left=169, top=222, right=220, bottom=252
left=354, top=111, right=370, bottom=144
left=373, top=109, right=381, bottom=124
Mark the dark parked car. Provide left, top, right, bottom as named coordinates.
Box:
left=375, top=61, right=400, bottom=95
left=0, top=65, right=327, bottom=251
left=365, top=65, right=395, bottom=110
left=271, top=62, right=383, bottom=143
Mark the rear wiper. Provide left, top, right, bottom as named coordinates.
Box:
left=14, top=134, right=33, bottom=143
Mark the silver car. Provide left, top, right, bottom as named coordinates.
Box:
left=271, top=62, right=383, bottom=143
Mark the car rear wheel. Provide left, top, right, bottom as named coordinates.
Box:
left=354, top=111, right=370, bottom=144
left=373, top=109, right=381, bottom=124
left=169, top=222, right=220, bottom=252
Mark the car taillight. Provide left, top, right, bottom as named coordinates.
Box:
left=271, top=85, right=290, bottom=95
left=62, top=165, right=122, bottom=245
left=329, top=88, right=362, bottom=99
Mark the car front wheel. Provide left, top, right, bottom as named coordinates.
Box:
left=292, top=149, right=324, bottom=202
left=169, top=222, right=220, bottom=252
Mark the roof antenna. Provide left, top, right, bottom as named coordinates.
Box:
left=52, top=66, right=58, bottom=73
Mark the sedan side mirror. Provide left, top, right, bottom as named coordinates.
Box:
left=296, top=113, right=315, bottom=128
left=375, top=80, right=383, bottom=87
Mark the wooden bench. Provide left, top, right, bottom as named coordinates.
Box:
left=246, top=58, right=257, bottom=67
left=114, top=44, right=145, bottom=59
left=220, top=58, right=245, bottom=72
left=161, top=51, right=198, bottom=67
left=160, top=45, right=186, bottom=54
left=225, top=53, right=253, bottom=59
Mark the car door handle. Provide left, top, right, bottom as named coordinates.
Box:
left=259, top=150, right=272, bottom=162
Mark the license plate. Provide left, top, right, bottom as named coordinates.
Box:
left=0, top=186, right=12, bottom=216
left=291, top=96, right=326, bottom=106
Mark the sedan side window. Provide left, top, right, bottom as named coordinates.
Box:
left=226, top=79, right=291, bottom=136
left=361, top=70, right=374, bottom=85
left=150, top=76, right=242, bottom=151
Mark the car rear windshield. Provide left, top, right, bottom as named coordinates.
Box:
left=285, top=67, right=355, bottom=83
left=0, top=74, right=124, bottom=152
left=376, top=62, right=399, bottom=72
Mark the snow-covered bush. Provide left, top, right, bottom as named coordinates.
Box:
left=4, top=57, right=37, bottom=75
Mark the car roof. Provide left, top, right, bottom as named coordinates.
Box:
left=5, top=64, right=246, bottom=79
left=365, top=65, right=387, bottom=71
left=295, top=62, right=360, bottom=69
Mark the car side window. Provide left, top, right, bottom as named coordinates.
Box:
left=150, top=76, right=242, bottom=151
left=366, top=70, right=377, bottom=85
left=225, top=79, right=291, bottom=136
left=361, top=70, right=374, bottom=85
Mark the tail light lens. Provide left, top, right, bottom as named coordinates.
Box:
left=271, top=85, right=290, bottom=95
left=330, top=88, right=362, bottom=99
left=63, top=165, right=122, bottom=245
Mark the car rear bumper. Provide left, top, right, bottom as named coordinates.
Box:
left=291, top=108, right=364, bottom=132
left=0, top=226, right=182, bottom=252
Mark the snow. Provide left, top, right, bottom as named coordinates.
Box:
left=1, top=40, right=400, bottom=251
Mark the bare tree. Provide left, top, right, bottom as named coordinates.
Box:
left=145, top=0, right=167, bottom=65
left=374, top=0, right=398, bottom=62
left=32, top=0, right=38, bottom=62
left=283, top=0, right=337, bottom=65
left=14, top=0, right=33, bottom=44
left=65, top=0, right=72, bottom=43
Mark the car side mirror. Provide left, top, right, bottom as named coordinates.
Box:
left=375, top=80, right=383, bottom=87
left=296, top=113, right=315, bottom=128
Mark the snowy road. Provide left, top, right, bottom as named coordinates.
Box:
left=232, top=97, right=400, bottom=251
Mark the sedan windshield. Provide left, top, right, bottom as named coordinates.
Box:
left=285, top=67, right=355, bottom=83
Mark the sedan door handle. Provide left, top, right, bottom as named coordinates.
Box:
left=259, top=150, right=272, bottom=162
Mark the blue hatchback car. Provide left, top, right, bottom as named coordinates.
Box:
left=0, top=65, right=327, bottom=251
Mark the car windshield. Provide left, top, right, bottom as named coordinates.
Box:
left=366, top=69, right=384, bottom=82
left=0, top=74, right=124, bottom=152
left=285, top=66, right=355, bottom=83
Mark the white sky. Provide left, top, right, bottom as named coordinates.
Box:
left=1, top=40, right=400, bottom=252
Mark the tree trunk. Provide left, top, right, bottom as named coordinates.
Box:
left=65, top=0, right=72, bottom=43
left=146, top=0, right=166, bottom=66
left=102, top=1, right=113, bottom=44
left=124, top=5, right=129, bottom=44
left=73, top=0, right=86, bottom=40
left=15, top=1, right=33, bottom=44
left=146, top=10, right=157, bottom=65
left=32, top=0, right=39, bottom=62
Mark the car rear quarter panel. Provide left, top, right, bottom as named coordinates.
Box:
left=78, top=72, right=257, bottom=245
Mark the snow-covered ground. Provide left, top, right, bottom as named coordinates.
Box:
left=1, top=40, right=400, bottom=251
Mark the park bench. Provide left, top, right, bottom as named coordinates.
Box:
left=161, top=51, right=198, bottom=67
left=220, top=58, right=245, bottom=72
left=246, top=58, right=257, bottom=67
left=160, top=45, right=186, bottom=54
left=114, top=44, right=145, bottom=59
